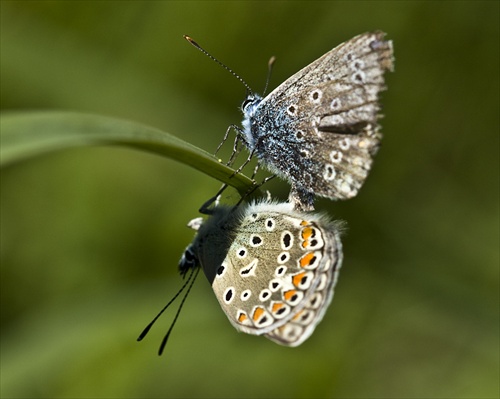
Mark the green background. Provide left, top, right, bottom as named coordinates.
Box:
left=1, top=1, right=498, bottom=398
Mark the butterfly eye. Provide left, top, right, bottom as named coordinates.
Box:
left=241, top=96, right=256, bottom=111
left=179, top=245, right=198, bottom=276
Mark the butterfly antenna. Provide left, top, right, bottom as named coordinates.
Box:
left=262, top=56, right=276, bottom=96
left=184, top=35, right=253, bottom=94
left=137, top=267, right=196, bottom=343
left=157, top=266, right=200, bottom=355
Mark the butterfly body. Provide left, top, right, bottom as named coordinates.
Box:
left=180, top=200, right=343, bottom=346
left=240, top=31, right=394, bottom=210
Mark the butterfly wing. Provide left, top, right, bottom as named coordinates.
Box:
left=250, top=31, right=394, bottom=206
left=209, top=204, right=343, bottom=346
left=262, top=215, right=343, bottom=346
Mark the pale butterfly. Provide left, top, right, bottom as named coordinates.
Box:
left=178, top=199, right=344, bottom=347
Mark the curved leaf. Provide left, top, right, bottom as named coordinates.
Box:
left=0, top=111, right=256, bottom=196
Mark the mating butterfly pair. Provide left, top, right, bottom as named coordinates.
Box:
left=140, top=31, right=393, bottom=350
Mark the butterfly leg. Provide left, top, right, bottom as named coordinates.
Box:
left=236, top=174, right=276, bottom=206
left=226, top=135, right=243, bottom=168
left=215, top=124, right=237, bottom=156
left=250, top=162, right=260, bottom=180
left=230, top=148, right=255, bottom=178
left=198, top=184, right=228, bottom=215
left=216, top=125, right=245, bottom=168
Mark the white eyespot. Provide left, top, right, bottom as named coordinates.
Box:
left=281, top=324, right=303, bottom=341
left=275, top=265, right=287, bottom=277
left=309, top=89, right=322, bottom=103
left=350, top=59, right=365, bottom=70
left=339, top=138, right=350, bottom=150
left=223, top=287, right=235, bottom=304
left=287, top=104, right=298, bottom=116
left=249, top=234, right=263, bottom=247
left=277, top=251, right=290, bottom=264
left=299, top=149, right=309, bottom=159
left=269, top=279, right=282, bottom=292
left=351, top=70, right=366, bottom=84
left=330, top=150, right=343, bottom=163
left=249, top=212, right=259, bottom=221
left=264, top=218, right=275, bottom=231
left=330, top=98, right=342, bottom=110
left=239, top=258, right=258, bottom=277
left=236, top=247, right=247, bottom=259
left=281, top=231, right=294, bottom=250
left=295, top=309, right=315, bottom=326
left=215, top=262, right=228, bottom=278
left=308, top=292, right=323, bottom=309
left=259, top=289, right=271, bottom=302
left=324, top=164, right=336, bottom=181
left=295, top=130, right=305, bottom=141
left=241, top=289, right=252, bottom=301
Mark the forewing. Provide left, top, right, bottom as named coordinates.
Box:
left=255, top=31, right=393, bottom=200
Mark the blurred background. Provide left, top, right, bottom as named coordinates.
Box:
left=1, top=1, right=498, bottom=398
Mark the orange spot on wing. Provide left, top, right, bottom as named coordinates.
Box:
left=238, top=313, right=247, bottom=323
left=252, top=307, right=265, bottom=321
left=300, top=220, right=310, bottom=226
left=272, top=302, right=284, bottom=313
left=293, top=272, right=307, bottom=287
left=301, top=227, right=314, bottom=241
left=284, top=290, right=297, bottom=301
left=300, top=252, right=315, bottom=268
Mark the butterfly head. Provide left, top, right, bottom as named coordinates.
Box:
left=241, top=93, right=263, bottom=150
left=179, top=243, right=199, bottom=278
left=241, top=93, right=262, bottom=116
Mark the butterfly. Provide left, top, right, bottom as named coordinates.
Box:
left=178, top=199, right=344, bottom=346
left=187, top=31, right=394, bottom=211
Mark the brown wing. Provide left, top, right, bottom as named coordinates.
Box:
left=256, top=32, right=394, bottom=205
